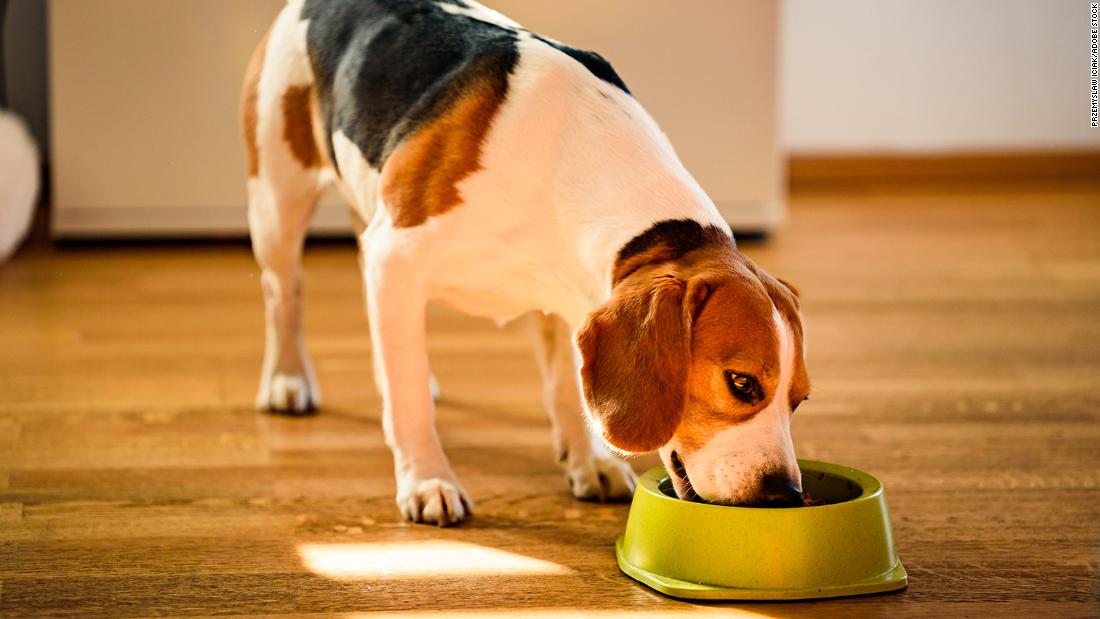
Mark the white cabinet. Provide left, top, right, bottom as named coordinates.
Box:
left=50, top=0, right=781, bottom=237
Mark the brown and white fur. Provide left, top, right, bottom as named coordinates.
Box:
left=241, top=0, right=809, bottom=525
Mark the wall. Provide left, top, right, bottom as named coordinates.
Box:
left=49, top=0, right=296, bottom=236
left=782, top=0, right=1100, bottom=153
left=49, top=0, right=783, bottom=236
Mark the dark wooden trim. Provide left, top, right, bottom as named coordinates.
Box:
left=788, top=151, right=1100, bottom=190
left=0, top=0, right=8, bottom=106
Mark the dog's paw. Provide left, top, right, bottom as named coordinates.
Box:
left=256, top=372, right=319, bottom=415
left=396, top=476, right=472, bottom=526
left=563, top=450, right=637, bottom=503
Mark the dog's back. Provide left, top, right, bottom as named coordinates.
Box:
left=243, top=0, right=628, bottom=189
left=302, top=0, right=521, bottom=171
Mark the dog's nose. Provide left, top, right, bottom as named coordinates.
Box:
left=759, top=472, right=804, bottom=507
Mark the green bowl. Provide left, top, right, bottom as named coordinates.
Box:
left=615, top=460, right=907, bottom=601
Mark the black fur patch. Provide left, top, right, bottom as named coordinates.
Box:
left=617, top=219, right=734, bottom=271
left=300, top=1, right=635, bottom=174
left=532, top=35, right=630, bottom=95
left=301, top=0, right=520, bottom=171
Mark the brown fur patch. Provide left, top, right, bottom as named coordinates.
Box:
left=282, top=85, right=322, bottom=169
left=612, top=221, right=732, bottom=285
left=676, top=253, right=782, bottom=453
left=613, top=246, right=678, bottom=286
left=577, top=265, right=692, bottom=453
left=380, top=72, right=508, bottom=228
left=240, top=29, right=271, bottom=178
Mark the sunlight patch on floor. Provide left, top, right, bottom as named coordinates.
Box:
left=298, top=540, right=573, bottom=580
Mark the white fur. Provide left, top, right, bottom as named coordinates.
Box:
left=0, top=111, right=39, bottom=263
left=660, top=308, right=801, bottom=504
left=435, top=0, right=521, bottom=29
left=332, top=131, right=380, bottom=224
left=248, top=8, right=733, bottom=523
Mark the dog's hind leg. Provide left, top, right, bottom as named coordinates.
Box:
left=247, top=175, right=323, bottom=415
left=528, top=312, right=637, bottom=501
left=241, top=8, right=328, bottom=414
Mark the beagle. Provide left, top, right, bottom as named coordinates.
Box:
left=241, top=0, right=810, bottom=525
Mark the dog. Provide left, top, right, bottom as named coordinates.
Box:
left=241, top=0, right=810, bottom=525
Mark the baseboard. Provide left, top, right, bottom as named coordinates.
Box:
left=715, top=199, right=787, bottom=235
left=788, top=150, right=1100, bottom=190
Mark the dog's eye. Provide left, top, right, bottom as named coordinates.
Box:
left=730, top=374, right=753, bottom=392
left=726, top=372, right=760, bottom=403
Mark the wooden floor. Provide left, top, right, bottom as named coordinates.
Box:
left=2, top=183, right=1099, bottom=617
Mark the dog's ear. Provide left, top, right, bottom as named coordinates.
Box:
left=576, top=268, right=695, bottom=453
left=776, top=277, right=800, bottom=300
left=739, top=254, right=800, bottom=311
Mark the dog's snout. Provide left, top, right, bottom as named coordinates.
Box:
left=759, top=472, right=803, bottom=507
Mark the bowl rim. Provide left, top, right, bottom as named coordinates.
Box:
left=641, top=458, right=884, bottom=510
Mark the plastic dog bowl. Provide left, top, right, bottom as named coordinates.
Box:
left=615, top=460, right=907, bottom=601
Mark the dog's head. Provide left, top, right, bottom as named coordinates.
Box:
left=577, top=224, right=809, bottom=506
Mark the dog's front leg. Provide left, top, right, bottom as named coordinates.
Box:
left=529, top=312, right=637, bottom=502
left=363, top=232, right=471, bottom=526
